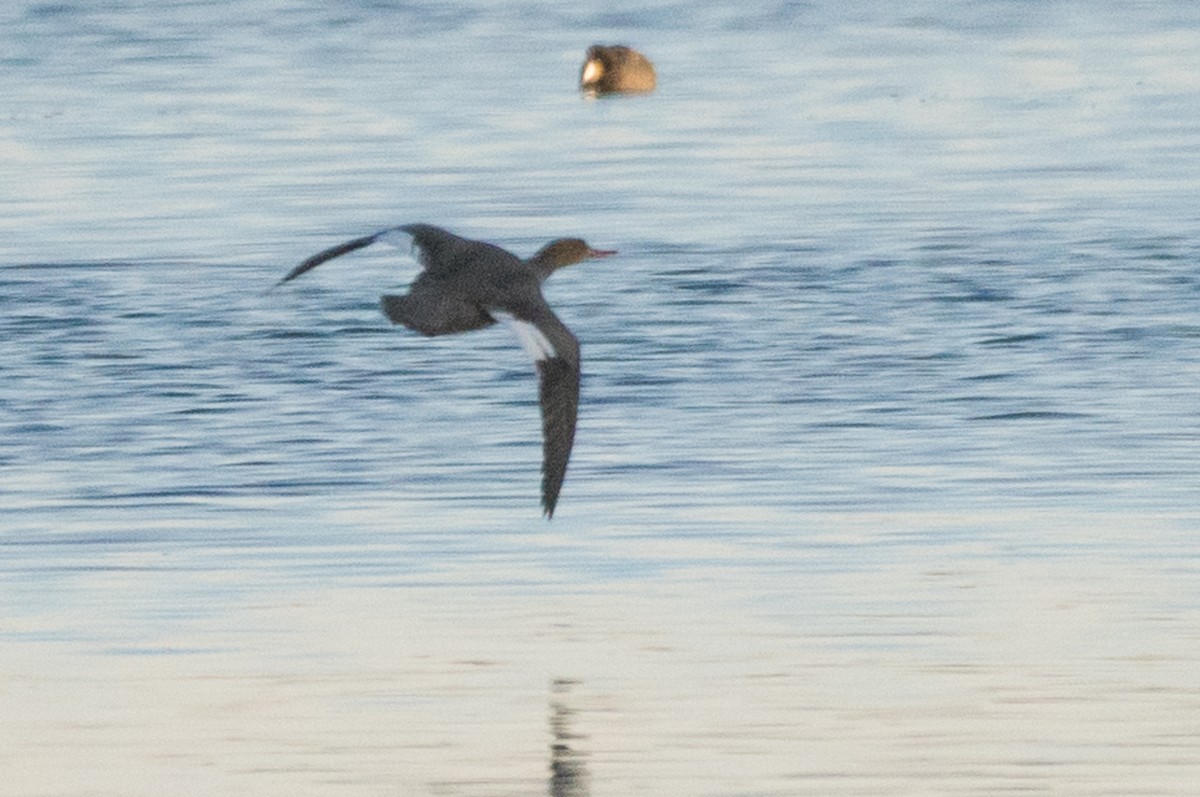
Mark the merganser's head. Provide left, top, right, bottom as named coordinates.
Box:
left=530, top=238, right=617, bottom=273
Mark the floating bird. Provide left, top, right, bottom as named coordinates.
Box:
left=580, top=44, right=656, bottom=95
left=276, top=224, right=615, bottom=517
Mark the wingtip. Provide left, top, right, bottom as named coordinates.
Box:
left=275, top=232, right=388, bottom=287
left=536, top=355, right=579, bottom=521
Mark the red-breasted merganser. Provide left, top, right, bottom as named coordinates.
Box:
left=277, top=224, right=615, bottom=518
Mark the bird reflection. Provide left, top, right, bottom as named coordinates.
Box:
left=549, top=679, right=590, bottom=797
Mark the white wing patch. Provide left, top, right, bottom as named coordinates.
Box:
left=492, top=310, right=556, bottom=363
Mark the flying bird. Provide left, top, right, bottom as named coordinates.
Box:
left=276, top=223, right=615, bottom=517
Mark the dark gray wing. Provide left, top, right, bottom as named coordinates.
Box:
left=275, top=224, right=472, bottom=286
left=381, top=273, right=495, bottom=336
left=276, top=231, right=390, bottom=286
left=537, top=354, right=580, bottom=518
left=492, top=302, right=581, bottom=518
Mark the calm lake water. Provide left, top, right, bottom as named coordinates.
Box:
left=3, top=1, right=1200, bottom=795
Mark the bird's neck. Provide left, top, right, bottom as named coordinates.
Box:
left=528, top=253, right=569, bottom=281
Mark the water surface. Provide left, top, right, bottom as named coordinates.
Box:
left=3, top=1, right=1200, bottom=795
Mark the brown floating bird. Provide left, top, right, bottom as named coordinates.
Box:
left=276, top=224, right=615, bottom=517
left=580, top=44, right=657, bottom=95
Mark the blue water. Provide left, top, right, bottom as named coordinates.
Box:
left=3, top=2, right=1200, bottom=795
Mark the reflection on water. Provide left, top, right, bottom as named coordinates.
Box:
left=549, top=679, right=590, bottom=797
left=3, top=0, right=1200, bottom=795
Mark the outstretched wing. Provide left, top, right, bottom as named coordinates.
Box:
left=275, top=225, right=463, bottom=286
left=276, top=231, right=389, bottom=286
left=492, top=303, right=581, bottom=518
left=536, top=355, right=580, bottom=518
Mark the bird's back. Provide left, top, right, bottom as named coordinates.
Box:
left=406, top=226, right=544, bottom=311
